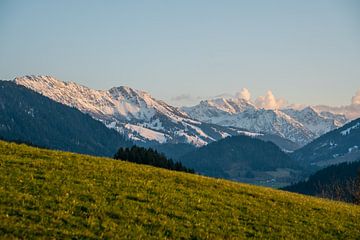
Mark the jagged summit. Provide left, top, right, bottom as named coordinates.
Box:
left=201, top=97, right=256, bottom=114
left=183, top=94, right=347, bottom=145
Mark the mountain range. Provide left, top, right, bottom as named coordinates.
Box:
left=14, top=75, right=304, bottom=150
left=182, top=98, right=347, bottom=146
left=14, top=75, right=349, bottom=149
left=14, top=76, right=258, bottom=147
left=1, top=75, right=359, bottom=189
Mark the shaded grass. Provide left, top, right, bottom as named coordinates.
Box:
left=0, top=141, right=359, bottom=239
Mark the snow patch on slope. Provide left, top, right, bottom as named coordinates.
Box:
left=125, top=124, right=167, bottom=143
left=341, top=122, right=360, bottom=136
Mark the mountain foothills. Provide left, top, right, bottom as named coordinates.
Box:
left=179, top=135, right=303, bottom=187
left=1, top=141, right=360, bottom=239
left=182, top=98, right=347, bottom=146
left=291, top=118, right=360, bottom=167
left=0, top=81, right=132, bottom=156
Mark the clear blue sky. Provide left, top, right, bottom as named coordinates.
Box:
left=0, top=0, right=359, bottom=106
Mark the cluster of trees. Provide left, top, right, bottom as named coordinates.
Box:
left=284, top=160, right=360, bottom=204
left=316, top=177, right=360, bottom=204
left=114, top=146, right=194, bottom=173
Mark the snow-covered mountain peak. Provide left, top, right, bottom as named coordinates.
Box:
left=109, top=86, right=150, bottom=100
left=15, top=76, right=180, bottom=121
left=205, top=96, right=256, bottom=114
left=17, top=75, right=90, bottom=92
left=301, top=106, right=318, bottom=114
left=108, top=85, right=160, bottom=113
left=183, top=96, right=256, bottom=122
left=184, top=94, right=348, bottom=145
left=16, top=75, right=60, bottom=89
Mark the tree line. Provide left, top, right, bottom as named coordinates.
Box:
left=114, top=146, right=195, bottom=174
left=284, top=160, right=360, bottom=204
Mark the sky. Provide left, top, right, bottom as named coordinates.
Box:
left=0, top=0, right=359, bottom=107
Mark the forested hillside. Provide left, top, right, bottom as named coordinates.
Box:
left=0, top=81, right=132, bottom=156
left=180, top=136, right=303, bottom=187
left=284, top=160, right=360, bottom=204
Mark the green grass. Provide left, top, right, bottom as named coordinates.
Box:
left=0, top=141, right=359, bottom=239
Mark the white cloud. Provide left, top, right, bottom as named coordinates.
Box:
left=213, top=93, right=234, bottom=99
left=235, top=88, right=251, bottom=101
left=314, top=89, right=360, bottom=119
left=255, top=90, right=287, bottom=110
left=351, top=89, right=360, bottom=105
left=171, top=94, right=193, bottom=102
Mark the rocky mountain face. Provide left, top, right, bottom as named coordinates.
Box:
left=282, top=107, right=347, bottom=137
left=182, top=97, right=347, bottom=146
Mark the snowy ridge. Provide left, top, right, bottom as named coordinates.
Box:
left=15, top=75, right=257, bottom=146
left=291, top=118, right=360, bottom=166
left=340, top=122, right=360, bottom=136
left=183, top=97, right=347, bottom=145
left=282, top=107, right=347, bottom=137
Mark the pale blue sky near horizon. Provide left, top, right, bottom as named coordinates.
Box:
left=0, top=0, right=359, bottom=106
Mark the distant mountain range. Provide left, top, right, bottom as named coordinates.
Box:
left=182, top=98, right=347, bottom=146
left=291, top=118, right=360, bottom=167
left=14, top=75, right=302, bottom=150
left=0, top=81, right=132, bottom=156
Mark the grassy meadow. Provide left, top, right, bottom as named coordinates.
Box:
left=0, top=141, right=360, bottom=239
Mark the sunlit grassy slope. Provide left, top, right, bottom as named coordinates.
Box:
left=0, top=141, right=359, bottom=239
